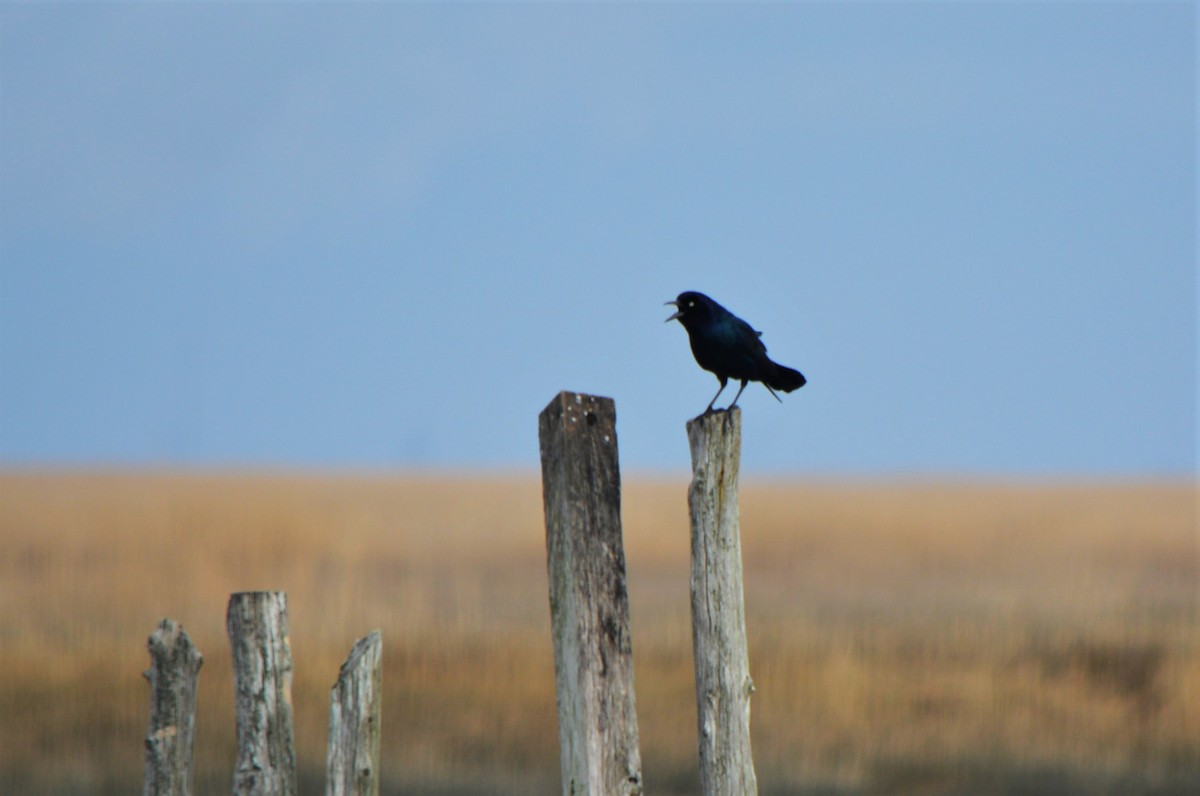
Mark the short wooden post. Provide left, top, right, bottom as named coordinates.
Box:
left=687, top=408, right=758, bottom=795
left=227, top=591, right=297, bottom=796
left=142, top=618, right=204, bottom=796
left=326, top=631, right=383, bottom=796
left=539, top=391, right=644, bottom=796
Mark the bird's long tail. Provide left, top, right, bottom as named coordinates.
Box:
left=766, top=360, right=806, bottom=392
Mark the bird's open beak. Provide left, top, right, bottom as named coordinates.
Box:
left=664, top=300, right=682, bottom=323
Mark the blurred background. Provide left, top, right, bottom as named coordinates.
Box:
left=1, top=3, right=1195, bottom=794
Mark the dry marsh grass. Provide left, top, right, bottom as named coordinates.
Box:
left=0, top=471, right=1195, bottom=794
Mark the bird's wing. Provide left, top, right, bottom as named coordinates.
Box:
left=732, top=316, right=769, bottom=354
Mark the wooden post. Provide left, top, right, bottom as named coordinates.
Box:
left=326, top=631, right=383, bottom=796
left=227, top=591, right=297, bottom=796
left=142, top=618, right=203, bottom=796
left=538, top=391, right=644, bottom=796
left=687, top=408, right=758, bottom=795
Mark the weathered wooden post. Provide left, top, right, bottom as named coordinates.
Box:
left=538, top=391, right=644, bottom=796
left=227, top=591, right=297, bottom=796
left=326, top=631, right=383, bottom=796
left=142, top=618, right=204, bottom=796
left=687, top=408, right=758, bottom=795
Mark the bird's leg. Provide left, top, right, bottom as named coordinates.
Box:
left=728, top=379, right=749, bottom=409
left=705, top=377, right=728, bottom=413
left=763, top=384, right=783, bottom=403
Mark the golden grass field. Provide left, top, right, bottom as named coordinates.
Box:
left=0, top=470, right=1196, bottom=794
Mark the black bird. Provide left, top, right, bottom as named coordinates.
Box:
left=666, top=291, right=806, bottom=413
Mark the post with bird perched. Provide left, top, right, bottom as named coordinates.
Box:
left=686, top=408, right=758, bottom=795
left=538, top=391, right=644, bottom=796
left=666, top=291, right=801, bottom=794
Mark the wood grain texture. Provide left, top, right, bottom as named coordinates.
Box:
left=539, top=392, right=643, bottom=796
left=227, top=592, right=297, bottom=796
left=687, top=408, right=758, bottom=795
left=325, top=631, right=382, bottom=796
left=142, top=618, right=203, bottom=796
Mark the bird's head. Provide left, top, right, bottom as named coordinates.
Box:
left=664, top=291, right=718, bottom=328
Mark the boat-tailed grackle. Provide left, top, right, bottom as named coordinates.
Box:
left=666, top=291, right=806, bottom=413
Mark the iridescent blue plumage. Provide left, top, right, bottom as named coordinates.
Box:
left=666, top=291, right=806, bottom=413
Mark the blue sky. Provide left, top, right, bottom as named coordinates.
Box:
left=1, top=2, right=1195, bottom=476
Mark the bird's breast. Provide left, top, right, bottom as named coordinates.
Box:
left=687, top=326, right=762, bottom=380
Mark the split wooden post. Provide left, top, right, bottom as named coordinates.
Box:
left=142, top=618, right=204, bottom=796
left=326, top=631, right=383, bottom=796
left=538, top=391, right=644, bottom=796
left=227, top=591, right=297, bottom=796
left=687, top=408, right=758, bottom=795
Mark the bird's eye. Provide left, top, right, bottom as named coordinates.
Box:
left=687, top=301, right=694, bottom=307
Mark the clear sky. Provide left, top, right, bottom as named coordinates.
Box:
left=1, top=2, right=1195, bottom=476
